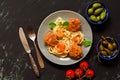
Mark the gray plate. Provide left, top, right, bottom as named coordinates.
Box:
left=37, top=10, right=93, bottom=65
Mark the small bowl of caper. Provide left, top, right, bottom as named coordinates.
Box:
left=96, top=36, right=120, bottom=63
left=85, top=2, right=109, bottom=25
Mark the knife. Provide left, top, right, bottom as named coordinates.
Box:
left=19, top=27, right=39, bottom=77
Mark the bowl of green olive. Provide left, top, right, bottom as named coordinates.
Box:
left=85, top=2, right=109, bottom=25
left=96, top=36, right=120, bottom=62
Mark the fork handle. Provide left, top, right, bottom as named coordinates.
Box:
left=34, top=41, right=45, bottom=68
left=28, top=53, right=40, bottom=77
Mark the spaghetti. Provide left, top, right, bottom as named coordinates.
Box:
left=44, top=17, right=85, bottom=59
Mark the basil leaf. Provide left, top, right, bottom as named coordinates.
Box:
left=58, top=22, right=63, bottom=26
left=49, top=22, right=56, bottom=29
left=63, top=21, right=69, bottom=28
left=83, top=40, right=92, bottom=47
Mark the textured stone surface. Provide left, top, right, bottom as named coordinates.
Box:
left=0, top=0, right=120, bottom=80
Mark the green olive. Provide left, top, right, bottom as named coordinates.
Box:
left=92, top=3, right=102, bottom=9
left=88, top=8, right=94, bottom=15
left=90, top=15, right=99, bottom=22
left=94, top=8, right=104, bottom=15
left=97, top=16, right=100, bottom=21
left=100, top=11, right=106, bottom=20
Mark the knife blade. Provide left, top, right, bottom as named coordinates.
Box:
left=19, top=27, right=39, bottom=77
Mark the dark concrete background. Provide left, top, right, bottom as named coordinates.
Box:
left=0, top=0, right=120, bottom=80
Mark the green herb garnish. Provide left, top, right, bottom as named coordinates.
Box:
left=63, top=21, right=69, bottom=28
left=83, top=40, right=92, bottom=47
left=49, top=22, right=56, bottom=29
left=49, top=21, right=69, bottom=29
left=58, top=22, right=63, bottom=26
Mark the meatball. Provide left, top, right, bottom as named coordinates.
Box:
left=44, top=31, right=58, bottom=46
left=67, top=18, right=81, bottom=32
left=68, top=45, right=82, bottom=59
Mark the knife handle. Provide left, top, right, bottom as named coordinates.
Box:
left=28, top=53, right=40, bottom=77
left=34, top=41, right=45, bottom=68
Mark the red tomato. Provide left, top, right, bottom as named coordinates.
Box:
left=85, top=69, right=95, bottom=79
left=75, top=68, right=83, bottom=77
left=79, top=61, right=89, bottom=71
left=66, top=69, right=75, bottom=79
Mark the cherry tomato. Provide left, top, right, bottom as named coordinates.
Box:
left=79, top=61, right=89, bottom=71
left=85, top=69, right=95, bottom=79
left=75, top=68, right=83, bottom=77
left=66, top=69, right=75, bottom=79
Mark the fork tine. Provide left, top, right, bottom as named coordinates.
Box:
left=27, top=27, right=36, bottom=38
left=27, top=27, right=33, bottom=34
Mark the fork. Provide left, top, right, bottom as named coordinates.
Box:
left=27, top=27, right=45, bottom=68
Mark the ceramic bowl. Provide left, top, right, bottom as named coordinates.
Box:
left=85, top=2, right=109, bottom=25
left=96, top=37, right=120, bottom=62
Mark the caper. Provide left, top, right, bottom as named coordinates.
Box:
left=107, top=51, right=113, bottom=56
left=104, top=48, right=111, bottom=54
left=102, top=40, right=108, bottom=48
left=100, top=11, right=106, bottom=20
left=90, top=15, right=99, bottom=22
left=100, top=51, right=107, bottom=56
left=88, top=8, right=94, bottom=15
left=112, top=42, right=117, bottom=49
left=92, top=3, right=102, bottom=9
left=102, top=40, right=107, bottom=45
left=108, top=43, right=113, bottom=51
left=94, top=8, right=104, bottom=15
left=99, top=44, right=104, bottom=51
